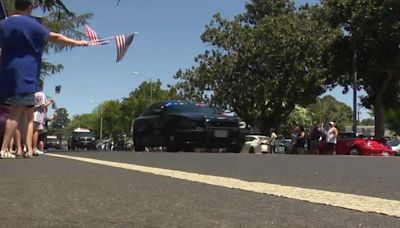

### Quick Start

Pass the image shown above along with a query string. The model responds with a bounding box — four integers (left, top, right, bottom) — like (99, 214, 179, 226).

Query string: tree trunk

(373, 73, 393, 138)
(374, 99, 385, 138)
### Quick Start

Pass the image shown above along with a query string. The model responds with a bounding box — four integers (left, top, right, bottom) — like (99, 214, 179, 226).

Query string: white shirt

(327, 127, 337, 144)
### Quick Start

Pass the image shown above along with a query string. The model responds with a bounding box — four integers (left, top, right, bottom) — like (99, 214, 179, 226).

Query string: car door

(135, 102, 164, 146)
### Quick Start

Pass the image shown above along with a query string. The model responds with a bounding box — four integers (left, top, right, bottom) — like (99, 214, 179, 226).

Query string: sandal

(0, 150, 16, 159)
(24, 152, 33, 159)
(15, 151, 24, 159)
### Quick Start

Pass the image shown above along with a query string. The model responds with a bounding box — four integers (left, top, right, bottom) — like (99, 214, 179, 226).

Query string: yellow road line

(47, 153, 400, 218)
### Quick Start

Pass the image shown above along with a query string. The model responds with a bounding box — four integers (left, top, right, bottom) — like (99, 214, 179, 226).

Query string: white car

(387, 139, 400, 156)
(241, 135, 269, 153)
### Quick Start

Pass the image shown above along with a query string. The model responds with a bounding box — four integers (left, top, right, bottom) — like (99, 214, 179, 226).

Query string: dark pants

(326, 142, 336, 155)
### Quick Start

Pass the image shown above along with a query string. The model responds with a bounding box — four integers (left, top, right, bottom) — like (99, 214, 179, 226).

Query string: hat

(329, 121, 335, 125)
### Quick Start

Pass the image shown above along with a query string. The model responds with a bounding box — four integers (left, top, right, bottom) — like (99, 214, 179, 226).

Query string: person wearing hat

(326, 121, 338, 155)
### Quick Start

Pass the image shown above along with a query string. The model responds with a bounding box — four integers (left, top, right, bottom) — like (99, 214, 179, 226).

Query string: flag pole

(96, 32, 139, 42)
(89, 40, 110, 46)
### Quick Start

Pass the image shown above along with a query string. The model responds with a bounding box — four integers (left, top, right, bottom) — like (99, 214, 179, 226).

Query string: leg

(24, 107, 35, 156)
(1, 104, 25, 151)
(32, 126, 39, 154)
(14, 129, 23, 155)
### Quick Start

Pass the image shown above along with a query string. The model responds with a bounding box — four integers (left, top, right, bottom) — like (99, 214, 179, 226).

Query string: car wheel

(227, 145, 241, 153)
(349, 148, 361, 155)
(166, 145, 180, 152)
(249, 147, 255, 154)
(183, 145, 195, 152)
(134, 144, 145, 152)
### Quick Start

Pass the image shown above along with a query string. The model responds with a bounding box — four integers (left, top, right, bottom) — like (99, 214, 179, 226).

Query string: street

(0, 151, 399, 227)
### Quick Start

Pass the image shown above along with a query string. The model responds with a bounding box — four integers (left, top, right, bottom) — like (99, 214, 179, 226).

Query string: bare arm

(47, 32, 89, 46)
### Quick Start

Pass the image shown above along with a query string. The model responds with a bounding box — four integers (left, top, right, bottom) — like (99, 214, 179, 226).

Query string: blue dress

(0, 15, 49, 96)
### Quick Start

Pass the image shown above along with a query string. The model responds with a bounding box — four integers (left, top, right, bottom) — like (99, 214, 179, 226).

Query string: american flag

(84, 25, 99, 45)
(55, 85, 61, 94)
(115, 34, 135, 62)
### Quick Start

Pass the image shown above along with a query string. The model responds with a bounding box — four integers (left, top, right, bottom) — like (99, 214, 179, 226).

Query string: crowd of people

(0, 0, 88, 159)
(286, 121, 338, 155)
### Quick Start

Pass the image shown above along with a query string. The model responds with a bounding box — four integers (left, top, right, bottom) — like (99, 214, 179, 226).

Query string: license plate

(382, 152, 388, 156)
(214, 130, 228, 138)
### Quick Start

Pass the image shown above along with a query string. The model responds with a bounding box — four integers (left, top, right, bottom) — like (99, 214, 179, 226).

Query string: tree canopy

(174, 0, 337, 134)
(322, 0, 400, 137)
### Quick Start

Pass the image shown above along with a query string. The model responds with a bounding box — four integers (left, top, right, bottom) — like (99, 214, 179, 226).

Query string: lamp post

(91, 100, 103, 141)
(133, 72, 153, 103)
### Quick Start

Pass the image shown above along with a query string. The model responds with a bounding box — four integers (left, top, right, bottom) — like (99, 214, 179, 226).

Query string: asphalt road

(0, 151, 399, 227)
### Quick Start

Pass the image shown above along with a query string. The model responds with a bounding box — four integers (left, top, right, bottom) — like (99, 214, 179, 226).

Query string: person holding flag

(0, 0, 89, 158)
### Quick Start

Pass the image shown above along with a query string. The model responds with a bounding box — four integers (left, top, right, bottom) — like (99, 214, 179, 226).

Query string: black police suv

(67, 130, 97, 150)
(132, 100, 244, 152)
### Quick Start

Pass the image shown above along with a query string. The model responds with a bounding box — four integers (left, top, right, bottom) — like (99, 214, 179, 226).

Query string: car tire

(229, 146, 241, 153)
(249, 147, 255, 154)
(166, 145, 180, 152)
(183, 145, 195, 152)
(134, 144, 145, 152)
(349, 148, 361, 155)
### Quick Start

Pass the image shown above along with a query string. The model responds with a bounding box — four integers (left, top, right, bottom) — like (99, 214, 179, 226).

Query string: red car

(319, 133, 394, 156)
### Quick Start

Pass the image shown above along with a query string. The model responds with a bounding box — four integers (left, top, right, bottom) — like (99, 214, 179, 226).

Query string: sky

(38, 0, 369, 119)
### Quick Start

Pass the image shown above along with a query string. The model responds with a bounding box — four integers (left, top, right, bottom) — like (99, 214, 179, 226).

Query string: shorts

(38, 131, 47, 142)
(34, 121, 45, 131)
(1, 93, 36, 107)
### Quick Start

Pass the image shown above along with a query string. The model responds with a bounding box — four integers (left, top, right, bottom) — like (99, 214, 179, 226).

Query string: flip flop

(0, 150, 16, 159)
(24, 152, 33, 159)
(15, 151, 24, 159)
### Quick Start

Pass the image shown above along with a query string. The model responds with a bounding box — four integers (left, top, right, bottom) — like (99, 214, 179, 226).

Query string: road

(0, 151, 399, 227)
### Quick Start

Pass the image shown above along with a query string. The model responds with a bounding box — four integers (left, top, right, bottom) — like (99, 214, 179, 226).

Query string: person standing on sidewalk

(309, 122, 322, 154)
(33, 80, 53, 155)
(0, 0, 88, 158)
(326, 121, 338, 155)
(269, 128, 277, 154)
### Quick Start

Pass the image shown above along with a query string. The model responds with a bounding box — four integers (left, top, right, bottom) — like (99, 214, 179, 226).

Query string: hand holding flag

(83, 25, 136, 62)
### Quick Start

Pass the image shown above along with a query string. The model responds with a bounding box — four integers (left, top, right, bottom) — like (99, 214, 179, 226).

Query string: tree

(384, 109, 400, 135)
(118, 80, 181, 135)
(307, 95, 352, 131)
(48, 108, 70, 139)
(174, 0, 337, 134)
(280, 105, 313, 137)
(3, 0, 92, 77)
(66, 113, 97, 134)
(359, 118, 374, 126)
(322, 0, 400, 137)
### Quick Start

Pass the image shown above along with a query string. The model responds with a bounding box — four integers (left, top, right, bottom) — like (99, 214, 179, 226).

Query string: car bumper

(173, 128, 242, 147)
(361, 148, 394, 156)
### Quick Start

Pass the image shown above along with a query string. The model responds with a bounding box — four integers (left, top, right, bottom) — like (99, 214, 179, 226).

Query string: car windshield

(164, 103, 216, 115)
(387, 139, 400, 147)
(74, 132, 95, 137)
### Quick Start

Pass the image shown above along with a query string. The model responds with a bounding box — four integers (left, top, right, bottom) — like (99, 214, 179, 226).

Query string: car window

(73, 132, 95, 138)
(164, 103, 216, 115)
(387, 139, 400, 147)
(245, 137, 255, 142)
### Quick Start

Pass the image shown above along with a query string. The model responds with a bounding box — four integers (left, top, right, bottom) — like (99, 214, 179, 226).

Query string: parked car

(319, 133, 394, 156)
(274, 138, 293, 154)
(386, 138, 400, 156)
(44, 135, 61, 150)
(132, 100, 244, 152)
(241, 135, 269, 153)
(67, 128, 97, 150)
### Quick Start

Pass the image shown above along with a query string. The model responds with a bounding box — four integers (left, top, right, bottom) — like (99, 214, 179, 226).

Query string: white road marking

(47, 153, 400, 218)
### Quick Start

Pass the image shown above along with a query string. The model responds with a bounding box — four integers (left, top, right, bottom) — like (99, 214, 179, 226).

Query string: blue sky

(39, 0, 369, 119)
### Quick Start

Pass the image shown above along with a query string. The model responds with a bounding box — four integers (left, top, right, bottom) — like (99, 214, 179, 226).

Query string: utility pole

(352, 50, 358, 135)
